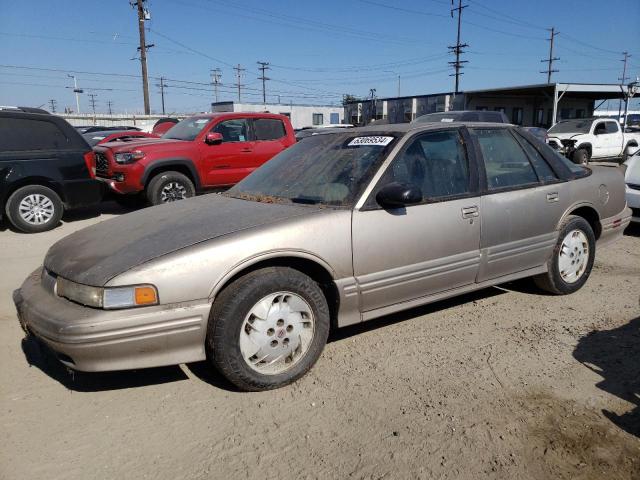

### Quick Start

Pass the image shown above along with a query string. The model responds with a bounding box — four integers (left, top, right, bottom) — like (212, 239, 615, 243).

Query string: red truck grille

(95, 152, 110, 177)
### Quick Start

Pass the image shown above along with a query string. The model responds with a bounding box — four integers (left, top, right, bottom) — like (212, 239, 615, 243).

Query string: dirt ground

(1, 203, 639, 480)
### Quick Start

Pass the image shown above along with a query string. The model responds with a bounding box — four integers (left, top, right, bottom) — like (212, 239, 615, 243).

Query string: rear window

(253, 118, 286, 141)
(0, 118, 70, 151)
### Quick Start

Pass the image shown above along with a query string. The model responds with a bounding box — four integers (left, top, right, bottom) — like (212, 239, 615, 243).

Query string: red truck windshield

(162, 117, 211, 141)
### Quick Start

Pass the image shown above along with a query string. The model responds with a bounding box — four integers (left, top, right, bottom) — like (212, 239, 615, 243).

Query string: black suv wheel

(5, 185, 63, 233)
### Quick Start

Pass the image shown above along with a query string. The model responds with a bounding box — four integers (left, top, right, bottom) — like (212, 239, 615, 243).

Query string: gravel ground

(1, 204, 638, 480)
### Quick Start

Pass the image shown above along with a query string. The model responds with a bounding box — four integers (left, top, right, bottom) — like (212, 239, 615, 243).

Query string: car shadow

(61, 200, 135, 223)
(184, 361, 242, 392)
(329, 286, 506, 343)
(573, 316, 640, 438)
(624, 222, 640, 237)
(21, 336, 188, 392)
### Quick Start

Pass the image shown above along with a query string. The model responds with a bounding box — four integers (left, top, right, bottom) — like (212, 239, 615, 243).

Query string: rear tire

(572, 148, 590, 165)
(146, 171, 195, 206)
(534, 215, 595, 295)
(207, 267, 330, 391)
(5, 185, 63, 233)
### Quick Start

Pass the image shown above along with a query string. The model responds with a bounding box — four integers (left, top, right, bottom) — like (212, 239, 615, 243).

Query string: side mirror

(205, 132, 223, 145)
(376, 182, 423, 208)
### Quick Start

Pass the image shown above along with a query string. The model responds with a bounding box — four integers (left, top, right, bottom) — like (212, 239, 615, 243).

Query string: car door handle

(241, 148, 253, 153)
(461, 206, 479, 219)
(546, 192, 559, 203)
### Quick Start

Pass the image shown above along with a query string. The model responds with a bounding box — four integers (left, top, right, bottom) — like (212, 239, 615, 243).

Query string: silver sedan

(14, 123, 632, 391)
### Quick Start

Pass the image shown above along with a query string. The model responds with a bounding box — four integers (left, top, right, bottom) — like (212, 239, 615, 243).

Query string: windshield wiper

(290, 197, 321, 205)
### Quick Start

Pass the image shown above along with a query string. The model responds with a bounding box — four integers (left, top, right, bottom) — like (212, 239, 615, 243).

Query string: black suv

(0, 111, 104, 233)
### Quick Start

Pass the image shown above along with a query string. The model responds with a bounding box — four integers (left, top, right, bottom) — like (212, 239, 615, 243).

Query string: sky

(0, 0, 639, 114)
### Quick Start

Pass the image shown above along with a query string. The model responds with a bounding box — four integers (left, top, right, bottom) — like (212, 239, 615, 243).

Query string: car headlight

(56, 277, 158, 309)
(114, 150, 145, 164)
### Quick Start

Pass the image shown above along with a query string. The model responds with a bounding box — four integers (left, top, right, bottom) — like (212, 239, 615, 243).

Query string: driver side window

(212, 119, 250, 142)
(381, 130, 471, 200)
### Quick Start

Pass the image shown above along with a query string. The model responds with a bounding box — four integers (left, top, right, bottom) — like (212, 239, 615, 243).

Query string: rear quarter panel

(563, 166, 627, 224)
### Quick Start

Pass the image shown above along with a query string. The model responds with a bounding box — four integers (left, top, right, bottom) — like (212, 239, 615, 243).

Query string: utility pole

(618, 51, 631, 118)
(369, 88, 376, 123)
(233, 64, 245, 103)
(257, 61, 270, 106)
(107, 100, 113, 115)
(157, 77, 166, 115)
(67, 74, 81, 113)
(210, 68, 222, 104)
(540, 27, 559, 83)
(448, 0, 469, 94)
(48, 99, 57, 113)
(88, 93, 98, 118)
(397, 74, 401, 98)
(134, 0, 151, 114)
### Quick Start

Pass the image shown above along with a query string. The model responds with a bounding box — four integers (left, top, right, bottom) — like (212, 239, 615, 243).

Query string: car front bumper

(13, 268, 211, 372)
(626, 185, 640, 223)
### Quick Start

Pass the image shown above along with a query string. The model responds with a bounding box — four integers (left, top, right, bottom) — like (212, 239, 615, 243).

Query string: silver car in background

(14, 123, 632, 391)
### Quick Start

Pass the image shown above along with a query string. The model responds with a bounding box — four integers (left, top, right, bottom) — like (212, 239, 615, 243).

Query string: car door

(248, 118, 289, 170)
(352, 128, 482, 313)
(592, 121, 609, 158)
(604, 120, 623, 156)
(199, 117, 255, 186)
(471, 127, 568, 282)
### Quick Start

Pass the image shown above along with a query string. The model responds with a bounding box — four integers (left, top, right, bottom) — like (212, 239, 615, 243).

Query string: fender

(575, 142, 592, 154)
(141, 158, 202, 189)
(557, 200, 599, 232)
(208, 249, 337, 301)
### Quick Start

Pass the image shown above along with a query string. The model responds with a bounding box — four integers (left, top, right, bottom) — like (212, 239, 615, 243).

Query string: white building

(211, 101, 344, 129)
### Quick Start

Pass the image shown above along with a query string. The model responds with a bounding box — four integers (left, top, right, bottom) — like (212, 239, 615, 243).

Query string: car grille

(560, 139, 574, 148)
(627, 183, 640, 191)
(95, 152, 109, 176)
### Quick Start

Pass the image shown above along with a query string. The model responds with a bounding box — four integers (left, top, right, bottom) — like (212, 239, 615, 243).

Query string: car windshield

(162, 117, 211, 141)
(548, 119, 592, 134)
(225, 132, 398, 206)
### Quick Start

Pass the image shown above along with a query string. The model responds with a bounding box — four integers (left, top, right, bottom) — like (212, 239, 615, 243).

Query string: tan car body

(14, 123, 632, 372)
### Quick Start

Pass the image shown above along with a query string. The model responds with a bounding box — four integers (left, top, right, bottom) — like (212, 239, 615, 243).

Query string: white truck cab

(548, 118, 640, 164)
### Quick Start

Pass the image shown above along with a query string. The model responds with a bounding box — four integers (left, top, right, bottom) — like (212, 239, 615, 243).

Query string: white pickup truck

(547, 117, 640, 164)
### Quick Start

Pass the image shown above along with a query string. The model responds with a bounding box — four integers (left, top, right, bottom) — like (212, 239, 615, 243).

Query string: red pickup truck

(93, 112, 295, 205)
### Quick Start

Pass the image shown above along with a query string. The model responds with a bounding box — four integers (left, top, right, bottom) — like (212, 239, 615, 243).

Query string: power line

(449, 0, 468, 94)
(540, 27, 559, 83)
(257, 61, 270, 105)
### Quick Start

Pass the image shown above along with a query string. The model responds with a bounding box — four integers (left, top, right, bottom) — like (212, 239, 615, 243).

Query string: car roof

(350, 121, 512, 135)
(190, 112, 291, 120)
(84, 130, 146, 137)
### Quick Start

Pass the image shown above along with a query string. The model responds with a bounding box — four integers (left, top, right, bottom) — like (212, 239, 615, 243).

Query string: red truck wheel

(147, 171, 195, 205)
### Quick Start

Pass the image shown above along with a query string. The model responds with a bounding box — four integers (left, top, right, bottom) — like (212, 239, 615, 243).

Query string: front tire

(207, 267, 330, 391)
(5, 185, 63, 233)
(146, 171, 195, 205)
(534, 215, 596, 294)
(572, 148, 590, 165)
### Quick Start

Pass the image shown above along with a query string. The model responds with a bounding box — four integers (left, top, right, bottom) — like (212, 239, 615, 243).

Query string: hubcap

(160, 182, 187, 202)
(239, 292, 315, 375)
(18, 194, 55, 225)
(558, 229, 589, 283)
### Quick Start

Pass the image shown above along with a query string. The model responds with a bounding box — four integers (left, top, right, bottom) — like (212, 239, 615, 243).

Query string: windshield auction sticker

(347, 136, 394, 147)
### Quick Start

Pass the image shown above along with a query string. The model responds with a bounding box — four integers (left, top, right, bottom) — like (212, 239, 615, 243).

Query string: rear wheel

(207, 267, 330, 391)
(5, 185, 63, 233)
(534, 215, 595, 295)
(146, 171, 195, 206)
(572, 148, 590, 165)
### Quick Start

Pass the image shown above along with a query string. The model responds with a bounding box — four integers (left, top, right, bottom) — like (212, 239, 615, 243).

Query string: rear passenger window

(473, 128, 538, 190)
(253, 119, 286, 141)
(0, 118, 69, 151)
(518, 137, 557, 182)
(605, 122, 619, 133)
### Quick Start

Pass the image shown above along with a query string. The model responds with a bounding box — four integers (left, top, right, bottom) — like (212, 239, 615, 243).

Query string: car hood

(44, 195, 321, 286)
(626, 154, 640, 184)
(96, 137, 186, 152)
(547, 132, 586, 141)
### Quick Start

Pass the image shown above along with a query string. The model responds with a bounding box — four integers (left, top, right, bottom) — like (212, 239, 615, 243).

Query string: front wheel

(534, 215, 596, 294)
(146, 171, 195, 205)
(207, 267, 330, 391)
(572, 148, 590, 165)
(5, 185, 63, 233)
